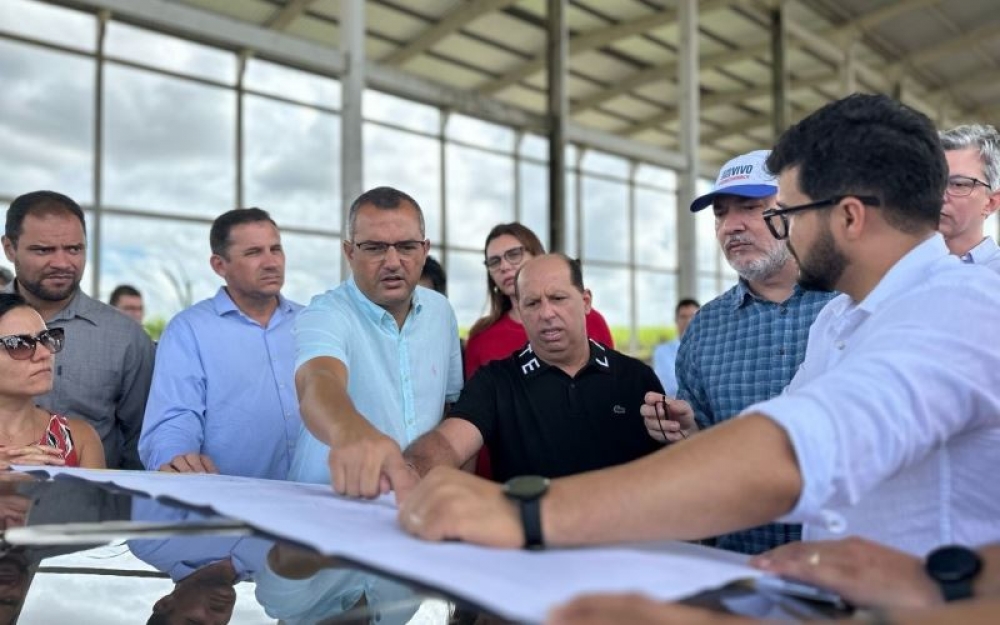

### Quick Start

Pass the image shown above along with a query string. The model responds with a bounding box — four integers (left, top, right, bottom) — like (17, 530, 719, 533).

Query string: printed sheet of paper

(18, 467, 759, 623)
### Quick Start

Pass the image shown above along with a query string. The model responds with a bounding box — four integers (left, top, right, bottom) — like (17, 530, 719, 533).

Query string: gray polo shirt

(5, 283, 155, 468)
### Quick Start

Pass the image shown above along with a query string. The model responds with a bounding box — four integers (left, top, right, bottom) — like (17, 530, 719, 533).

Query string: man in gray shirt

(2, 191, 155, 469)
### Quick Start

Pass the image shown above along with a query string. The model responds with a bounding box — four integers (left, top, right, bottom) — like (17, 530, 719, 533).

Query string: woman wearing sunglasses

(464, 224, 615, 477)
(0, 293, 104, 469)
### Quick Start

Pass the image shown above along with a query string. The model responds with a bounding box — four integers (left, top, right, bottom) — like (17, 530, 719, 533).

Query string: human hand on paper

(0, 444, 66, 467)
(640, 393, 697, 443)
(751, 536, 940, 610)
(398, 466, 523, 548)
(547, 594, 758, 625)
(158, 452, 219, 474)
(329, 424, 415, 500)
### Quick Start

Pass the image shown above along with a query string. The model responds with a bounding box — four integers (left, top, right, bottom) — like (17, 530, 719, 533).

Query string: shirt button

(835, 341, 846, 350)
(778, 348, 786, 355)
(779, 307, 788, 315)
(821, 509, 847, 533)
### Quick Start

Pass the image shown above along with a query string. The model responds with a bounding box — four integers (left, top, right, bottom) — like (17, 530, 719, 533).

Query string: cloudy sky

(0, 0, 728, 333)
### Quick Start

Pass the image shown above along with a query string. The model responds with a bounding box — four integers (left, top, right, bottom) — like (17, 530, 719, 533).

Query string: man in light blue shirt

(139, 208, 303, 478)
(938, 124, 1000, 272)
(651, 298, 699, 397)
(292, 186, 463, 497)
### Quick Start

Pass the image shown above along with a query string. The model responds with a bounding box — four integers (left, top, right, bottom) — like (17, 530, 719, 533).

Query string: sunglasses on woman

(0, 328, 65, 361)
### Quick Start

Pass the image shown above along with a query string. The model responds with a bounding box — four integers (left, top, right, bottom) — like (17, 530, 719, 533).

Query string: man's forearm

(542, 414, 802, 546)
(404, 430, 464, 477)
(298, 370, 369, 446)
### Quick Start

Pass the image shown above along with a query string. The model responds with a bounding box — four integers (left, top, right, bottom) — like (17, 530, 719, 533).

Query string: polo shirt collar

(515, 339, 612, 379)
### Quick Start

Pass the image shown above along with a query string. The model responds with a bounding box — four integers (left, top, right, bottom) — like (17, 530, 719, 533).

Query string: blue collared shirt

(961, 235, 1000, 272)
(139, 288, 303, 479)
(652, 339, 681, 397)
(289, 278, 463, 485)
(677, 280, 835, 554)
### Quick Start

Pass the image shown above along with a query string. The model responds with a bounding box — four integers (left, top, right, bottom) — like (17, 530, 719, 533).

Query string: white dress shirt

(745, 234, 1000, 555)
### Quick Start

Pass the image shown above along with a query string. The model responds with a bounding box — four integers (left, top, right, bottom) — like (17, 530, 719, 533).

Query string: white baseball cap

(690, 149, 778, 212)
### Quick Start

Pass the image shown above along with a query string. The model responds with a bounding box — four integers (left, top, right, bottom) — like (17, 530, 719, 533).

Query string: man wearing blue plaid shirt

(676, 150, 835, 555)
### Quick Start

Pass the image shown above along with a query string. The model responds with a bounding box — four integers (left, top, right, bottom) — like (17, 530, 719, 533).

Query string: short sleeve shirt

(450, 340, 664, 482)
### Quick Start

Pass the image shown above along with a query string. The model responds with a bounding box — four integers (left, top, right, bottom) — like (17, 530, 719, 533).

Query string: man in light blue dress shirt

(291, 186, 463, 497)
(939, 124, 1000, 272)
(651, 298, 699, 397)
(139, 208, 303, 478)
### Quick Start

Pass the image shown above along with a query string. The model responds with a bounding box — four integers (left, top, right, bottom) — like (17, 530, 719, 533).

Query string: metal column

(546, 0, 567, 253)
(675, 0, 698, 301)
(340, 0, 365, 279)
(771, 4, 789, 140)
(91, 9, 109, 298)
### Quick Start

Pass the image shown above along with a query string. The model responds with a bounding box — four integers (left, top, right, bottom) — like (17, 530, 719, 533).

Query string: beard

(790, 224, 846, 293)
(16, 270, 80, 302)
(726, 236, 793, 283)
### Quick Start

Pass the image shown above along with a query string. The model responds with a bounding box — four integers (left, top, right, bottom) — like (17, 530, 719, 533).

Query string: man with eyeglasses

(938, 124, 1000, 272)
(2, 191, 155, 469)
(139, 208, 304, 479)
(399, 95, 1000, 580)
(290, 186, 463, 498)
(650, 149, 835, 555)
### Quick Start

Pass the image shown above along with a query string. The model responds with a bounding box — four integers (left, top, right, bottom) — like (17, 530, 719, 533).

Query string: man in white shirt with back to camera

(398, 94, 1000, 573)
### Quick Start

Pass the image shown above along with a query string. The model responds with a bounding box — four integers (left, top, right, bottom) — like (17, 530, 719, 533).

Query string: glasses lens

(948, 178, 976, 197)
(39, 329, 65, 354)
(505, 247, 525, 265)
(484, 256, 502, 269)
(1, 337, 34, 361)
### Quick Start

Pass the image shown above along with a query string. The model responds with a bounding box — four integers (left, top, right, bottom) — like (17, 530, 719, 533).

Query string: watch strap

(938, 577, 975, 602)
(519, 496, 544, 549)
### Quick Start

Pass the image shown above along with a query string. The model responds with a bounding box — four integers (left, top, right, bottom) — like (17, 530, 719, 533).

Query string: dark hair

(5, 190, 87, 245)
(109, 284, 141, 306)
(0, 292, 30, 319)
(513, 253, 584, 301)
(209, 207, 277, 258)
(675, 298, 700, 315)
(766, 93, 946, 235)
(420, 255, 448, 295)
(347, 186, 425, 240)
(468, 222, 547, 339)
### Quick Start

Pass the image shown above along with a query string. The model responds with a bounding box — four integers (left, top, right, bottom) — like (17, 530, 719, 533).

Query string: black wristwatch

(503, 475, 550, 550)
(925, 545, 982, 602)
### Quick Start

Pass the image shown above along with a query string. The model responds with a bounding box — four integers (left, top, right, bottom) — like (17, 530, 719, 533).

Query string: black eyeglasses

(484, 246, 525, 270)
(946, 175, 992, 198)
(762, 195, 882, 240)
(351, 240, 427, 259)
(0, 328, 65, 361)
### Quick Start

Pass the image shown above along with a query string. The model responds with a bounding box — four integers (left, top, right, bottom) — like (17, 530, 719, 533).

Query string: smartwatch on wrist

(503, 475, 550, 550)
(925, 545, 982, 602)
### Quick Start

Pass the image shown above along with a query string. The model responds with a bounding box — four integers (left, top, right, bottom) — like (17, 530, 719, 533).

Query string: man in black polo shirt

(404, 253, 665, 482)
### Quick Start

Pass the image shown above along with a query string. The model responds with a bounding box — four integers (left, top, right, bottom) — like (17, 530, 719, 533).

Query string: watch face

(927, 546, 982, 582)
(504, 475, 550, 500)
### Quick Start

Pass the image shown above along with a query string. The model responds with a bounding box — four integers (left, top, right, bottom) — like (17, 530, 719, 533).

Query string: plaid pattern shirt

(677, 280, 836, 554)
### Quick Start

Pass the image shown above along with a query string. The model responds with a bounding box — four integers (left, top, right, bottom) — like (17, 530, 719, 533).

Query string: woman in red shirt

(465, 223, 614, 379)
(464, 223, 614, 478)
(0, 293, 104, 469)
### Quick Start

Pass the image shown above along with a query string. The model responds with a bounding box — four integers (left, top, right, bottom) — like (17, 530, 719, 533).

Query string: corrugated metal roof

(162, 0, 1000, 166)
